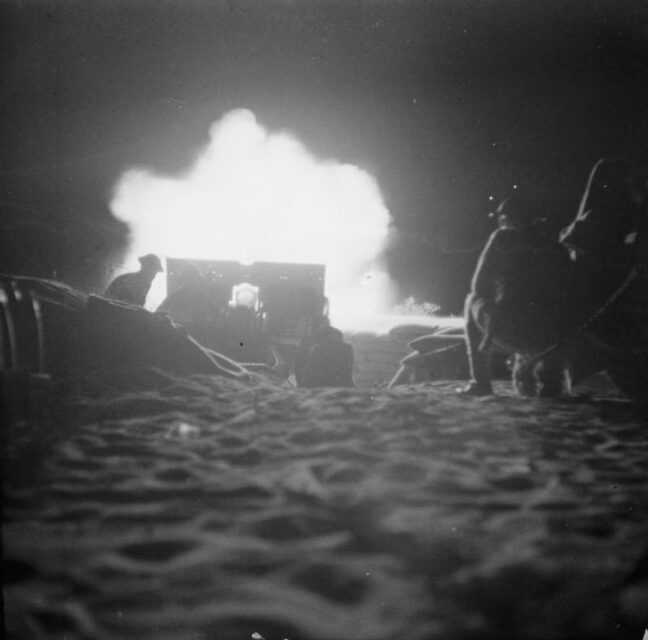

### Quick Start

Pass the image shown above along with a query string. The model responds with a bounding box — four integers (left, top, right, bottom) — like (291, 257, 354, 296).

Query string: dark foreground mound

(3, 372, 647, 640)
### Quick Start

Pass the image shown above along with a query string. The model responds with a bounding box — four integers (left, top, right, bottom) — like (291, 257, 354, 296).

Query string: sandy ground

(2, 370, 648, 640)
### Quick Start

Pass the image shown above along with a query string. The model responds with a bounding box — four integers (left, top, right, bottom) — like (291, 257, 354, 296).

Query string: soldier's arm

(470, 231, 504, 299)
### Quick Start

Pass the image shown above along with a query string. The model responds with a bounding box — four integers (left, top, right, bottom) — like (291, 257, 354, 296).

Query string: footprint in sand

(118, 539, 198, 563)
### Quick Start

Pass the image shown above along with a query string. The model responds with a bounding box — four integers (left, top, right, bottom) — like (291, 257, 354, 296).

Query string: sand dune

(3, 371, 648, 639)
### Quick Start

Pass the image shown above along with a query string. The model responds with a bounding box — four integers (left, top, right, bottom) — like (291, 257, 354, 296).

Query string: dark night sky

(1, 0, 646, 312)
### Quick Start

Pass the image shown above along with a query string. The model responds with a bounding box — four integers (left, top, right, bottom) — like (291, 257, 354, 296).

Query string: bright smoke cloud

(110, 109, 395, 328)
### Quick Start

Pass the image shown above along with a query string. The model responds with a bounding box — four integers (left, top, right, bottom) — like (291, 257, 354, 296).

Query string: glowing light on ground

(110, 109, 395, 327)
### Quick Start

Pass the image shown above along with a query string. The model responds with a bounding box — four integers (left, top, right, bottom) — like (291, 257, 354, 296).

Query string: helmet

(138, 253, 164, 272)
(491, 193, 542, 227)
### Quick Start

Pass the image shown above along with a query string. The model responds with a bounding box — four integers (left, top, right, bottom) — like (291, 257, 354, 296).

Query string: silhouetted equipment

(164, 259, 328, 373)
(1, 273, 251, 423)
(388, 326, 468, 387)
(1, 275, 83, 423)
(0, 279, 46, 373)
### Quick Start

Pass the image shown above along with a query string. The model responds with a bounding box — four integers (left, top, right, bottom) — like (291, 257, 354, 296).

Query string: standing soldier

(559, 158, 648, 401)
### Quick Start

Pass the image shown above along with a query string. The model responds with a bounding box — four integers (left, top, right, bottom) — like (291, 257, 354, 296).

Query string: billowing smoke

(110, 109, 396, 329)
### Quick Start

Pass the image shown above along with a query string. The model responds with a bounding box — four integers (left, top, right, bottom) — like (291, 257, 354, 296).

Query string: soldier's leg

(462, 294, 493, 395)
(511, 354, 537, 396)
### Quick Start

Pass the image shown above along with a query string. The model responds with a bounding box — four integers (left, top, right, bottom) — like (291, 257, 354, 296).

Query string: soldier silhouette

(104, 253, 164, 307)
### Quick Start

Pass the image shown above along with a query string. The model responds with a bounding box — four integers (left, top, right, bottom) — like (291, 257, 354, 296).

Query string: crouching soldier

(462, 193, 571, 396)
(104, 253, 164, 308)
(295, 315, 355, 388)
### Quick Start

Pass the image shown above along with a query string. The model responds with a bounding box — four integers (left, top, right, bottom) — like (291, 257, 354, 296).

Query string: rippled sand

(3, 371, 648, 639)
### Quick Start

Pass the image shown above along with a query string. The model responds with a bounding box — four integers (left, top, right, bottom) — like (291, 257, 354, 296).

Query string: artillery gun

(163, 258, 328, 376)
